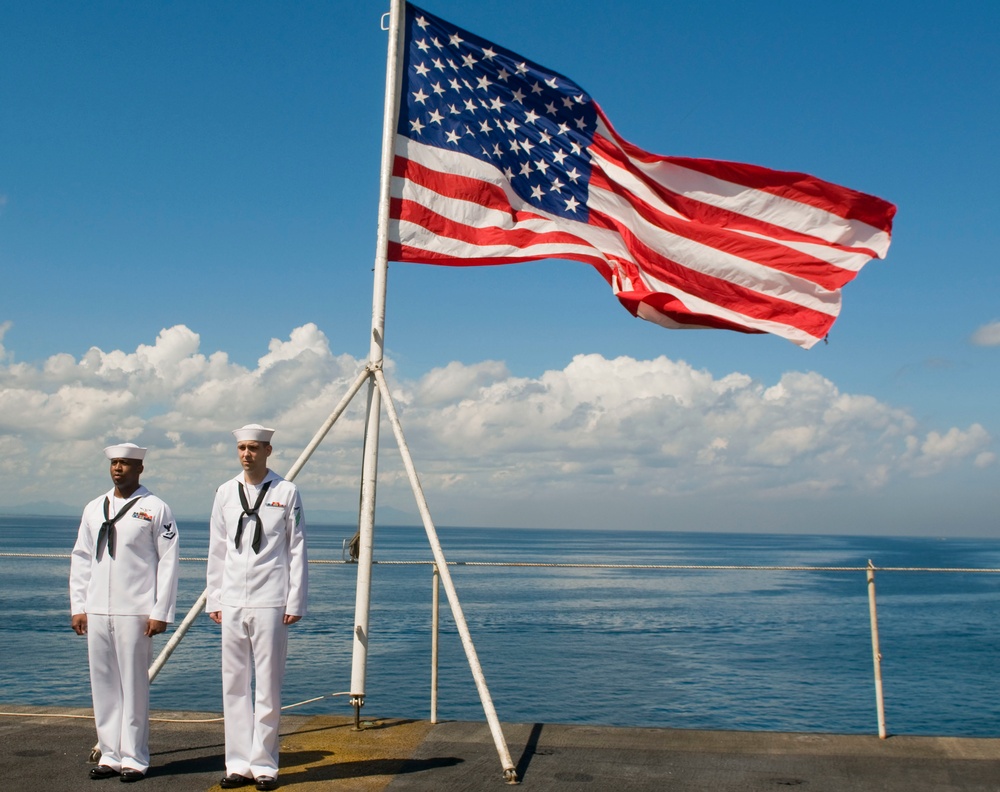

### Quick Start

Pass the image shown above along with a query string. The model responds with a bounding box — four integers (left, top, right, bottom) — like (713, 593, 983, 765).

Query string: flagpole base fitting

(89, 747, 102, 763)
(503, 767, 520, 785)
(350, 695, 365, 731)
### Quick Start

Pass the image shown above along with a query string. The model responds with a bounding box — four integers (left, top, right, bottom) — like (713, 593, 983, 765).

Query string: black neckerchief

(96, 495, 142, 560)
(236, 479, 272, 554)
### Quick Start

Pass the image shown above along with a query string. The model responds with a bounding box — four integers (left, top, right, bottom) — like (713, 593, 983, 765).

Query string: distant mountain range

(1, 501, 421, 527)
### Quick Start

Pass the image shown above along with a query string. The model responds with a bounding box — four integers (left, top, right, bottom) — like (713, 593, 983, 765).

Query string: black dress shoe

(220, 775, 254, 789)
(89, 765, 120, 780)
(119, 769, 145, 783)
(255, 777, 278, 791)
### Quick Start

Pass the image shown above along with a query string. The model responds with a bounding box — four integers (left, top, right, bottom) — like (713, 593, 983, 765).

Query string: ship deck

(3, 705, 998, 791)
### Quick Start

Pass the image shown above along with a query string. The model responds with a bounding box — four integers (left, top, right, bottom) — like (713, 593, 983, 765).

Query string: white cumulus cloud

(971, 321, 1000, 347)
(0, 324, 994, 531)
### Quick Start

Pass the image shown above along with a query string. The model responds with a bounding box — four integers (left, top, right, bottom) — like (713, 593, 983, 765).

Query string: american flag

(388, 3, 896, 348)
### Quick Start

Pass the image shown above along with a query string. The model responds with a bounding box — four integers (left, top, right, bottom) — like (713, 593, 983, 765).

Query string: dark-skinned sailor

(70, 442, 180, 783)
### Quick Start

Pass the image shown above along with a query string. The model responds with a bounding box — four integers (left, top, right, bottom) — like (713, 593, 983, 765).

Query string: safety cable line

(4, 551, 998, 574)
(0, 692, 354, 724)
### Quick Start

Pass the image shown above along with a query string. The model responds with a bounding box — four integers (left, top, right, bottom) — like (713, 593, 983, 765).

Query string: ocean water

(1, 516, 998, 738)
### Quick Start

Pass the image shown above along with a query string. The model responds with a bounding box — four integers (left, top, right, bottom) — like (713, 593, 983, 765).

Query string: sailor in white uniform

(70, 442, 180, 783)
(207, 424, 308, 791)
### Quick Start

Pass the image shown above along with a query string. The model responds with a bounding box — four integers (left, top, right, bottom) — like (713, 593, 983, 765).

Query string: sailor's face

(109, 458, 143, 494)
(237, 441, 271, 474)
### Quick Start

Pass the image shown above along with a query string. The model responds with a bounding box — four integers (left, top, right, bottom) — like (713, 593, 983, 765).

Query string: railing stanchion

(867, 559, 887, 739)
(431, 563, 440, 724)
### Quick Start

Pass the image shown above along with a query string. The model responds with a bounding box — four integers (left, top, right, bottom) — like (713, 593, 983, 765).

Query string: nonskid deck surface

(3, 706, 999, 791)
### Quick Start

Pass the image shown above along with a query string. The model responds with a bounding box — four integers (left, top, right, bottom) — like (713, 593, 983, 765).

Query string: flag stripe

(594, 119, 892, 259)
(587, 153, 861, 293)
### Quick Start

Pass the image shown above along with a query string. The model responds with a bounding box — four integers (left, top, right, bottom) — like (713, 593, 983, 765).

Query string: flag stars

(415, 15, 429, 30)
(402, 9, 595, 222)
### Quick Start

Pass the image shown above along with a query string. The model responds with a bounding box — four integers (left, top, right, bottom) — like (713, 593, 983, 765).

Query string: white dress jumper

(206, 471, 308, 779)
(69, 487, 180, 773)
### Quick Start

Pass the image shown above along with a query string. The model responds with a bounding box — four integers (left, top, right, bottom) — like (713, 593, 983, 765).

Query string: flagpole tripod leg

(374, 369, 519, 784)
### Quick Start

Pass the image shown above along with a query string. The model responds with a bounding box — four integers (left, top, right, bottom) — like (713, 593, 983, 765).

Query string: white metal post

(374, 369, 518, 783)
(431, 564, 440, 724)
(350, 377, 380, 724)
(350, 0, 407, 721)
(867, 560, 887, 739)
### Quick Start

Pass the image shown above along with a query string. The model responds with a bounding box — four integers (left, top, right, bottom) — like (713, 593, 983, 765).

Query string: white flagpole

(349, 0, 406, 722)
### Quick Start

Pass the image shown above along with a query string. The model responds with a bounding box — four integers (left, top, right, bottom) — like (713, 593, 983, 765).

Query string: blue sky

(1, 1, 998, 536)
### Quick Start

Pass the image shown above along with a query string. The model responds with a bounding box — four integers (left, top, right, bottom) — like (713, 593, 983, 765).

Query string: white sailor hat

(104, 442, 147, 461)
(232, 423, 275, 443)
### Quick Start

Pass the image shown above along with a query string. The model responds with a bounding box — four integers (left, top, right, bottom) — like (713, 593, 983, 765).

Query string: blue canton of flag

(398, 6, 596, 221)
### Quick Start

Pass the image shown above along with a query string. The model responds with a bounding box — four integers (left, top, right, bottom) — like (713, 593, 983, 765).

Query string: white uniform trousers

(87, 614, 152, 773)
(221, 605, 289, 778)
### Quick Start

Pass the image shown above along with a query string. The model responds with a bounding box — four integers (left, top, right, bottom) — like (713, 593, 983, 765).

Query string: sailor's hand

(145, 619, 168, 637)
(71, 614, 87, 635)
(283, 614, 302, 625)
(208, 611, 222, 625)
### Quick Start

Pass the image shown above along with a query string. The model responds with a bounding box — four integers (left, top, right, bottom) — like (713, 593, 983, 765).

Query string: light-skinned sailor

(207, 424, 307, 791)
